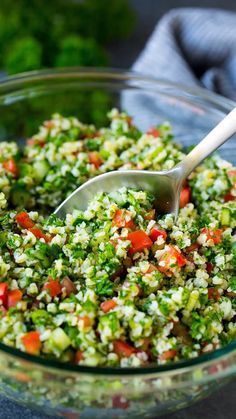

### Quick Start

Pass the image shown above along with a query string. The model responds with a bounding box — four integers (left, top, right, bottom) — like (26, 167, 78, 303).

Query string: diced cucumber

(50, 328, 71, 351)
(10, 184, 30, 207)
(221, 208, 231, 226)
(33, 160, 49, 183)
(19, 163, 34, 178)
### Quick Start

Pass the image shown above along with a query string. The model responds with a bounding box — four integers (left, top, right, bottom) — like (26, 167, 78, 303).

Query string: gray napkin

(133, 8, 236, 100)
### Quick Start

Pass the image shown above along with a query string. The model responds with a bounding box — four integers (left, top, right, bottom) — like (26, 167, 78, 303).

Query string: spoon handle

(176, 106, 236, 182)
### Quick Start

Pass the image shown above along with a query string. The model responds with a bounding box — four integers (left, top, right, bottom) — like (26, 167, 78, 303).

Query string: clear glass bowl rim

(0, 66, 235, 376)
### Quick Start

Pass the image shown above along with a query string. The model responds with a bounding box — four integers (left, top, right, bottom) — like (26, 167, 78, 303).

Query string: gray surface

(0, 381, 235, 418)
(1, 1, 236, 417)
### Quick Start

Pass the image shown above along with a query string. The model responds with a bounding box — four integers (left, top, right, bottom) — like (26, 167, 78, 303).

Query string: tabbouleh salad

(0, 109, 235, 367)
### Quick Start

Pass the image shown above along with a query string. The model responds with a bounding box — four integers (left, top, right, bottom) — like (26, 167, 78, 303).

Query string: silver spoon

(55, 107, 236, 219)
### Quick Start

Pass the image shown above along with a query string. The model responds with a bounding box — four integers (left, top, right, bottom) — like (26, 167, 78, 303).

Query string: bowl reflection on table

(0, 68, 235, 418)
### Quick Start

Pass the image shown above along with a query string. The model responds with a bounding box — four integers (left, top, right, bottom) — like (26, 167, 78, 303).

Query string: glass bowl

(0, 68, 235, 418)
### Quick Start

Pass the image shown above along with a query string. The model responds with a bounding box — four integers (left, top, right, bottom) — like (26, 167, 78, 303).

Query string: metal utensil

(55, 107, 236, 219)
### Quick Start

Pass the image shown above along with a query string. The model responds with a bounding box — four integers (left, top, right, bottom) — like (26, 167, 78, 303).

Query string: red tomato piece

(208, 288, 220, 301)
(113, 340, 136, 358)
(113, 209, 135, 229)
(180, 186, 191, 208)
(127, 230, 153, 255)
(0, 282, 8, 308)
(44, 120, 55, 129)
(15, 212, 35, 229)
(146, 127, 160, 137)
(28, 227, 51, 243)
(78, 316, 92, 328)
(224, 193, 235, 202)
(61, 277, 77, 296)
(88, 152, 103, 169)
(75, 350, 84, 364)
(3, 158, 19, 177)
(228, 169, 236, 178)
(112, 395, 129, 409)
(27, 138, 45, 147)
(144, 209, 156, 220)
(43, 279, 62, 298)
(201, 228, 223, 245)
(206, 262, 213, 274)
(100, 299, 117, 313)
(158, 245, 187, 275)
(185, 243, 200, 253)
(149, 227, 167, 242)
(176, 251, 187, 267)
(22, 331, 41, 355)
(159, 349, 177, 361)
(7, 289, 23, 308)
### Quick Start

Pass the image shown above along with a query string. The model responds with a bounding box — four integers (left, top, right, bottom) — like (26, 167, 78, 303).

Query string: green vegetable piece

(31, 309, 50, 326)
(33, 160, 50, 183)
(220, 208, 231, 226)
(50, 327, 71, 351)
(10, 184, 30, 208)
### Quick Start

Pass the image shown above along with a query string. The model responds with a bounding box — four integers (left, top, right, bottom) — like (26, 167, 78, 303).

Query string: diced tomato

(208, 288, 220, 301)
(112, 395, 129, 409)
(224, 193, 235, 202)
(28, 227, 51, 243)
(185, 243, 199, 253)
(149, 226, 167, 242)
(176, 252, 187, 267)
(201, 228, 223, 245)
(27, 138, 45, 148)
(159, 349, 177, 361)
(61, 277, 77, 296)
(144, 209, 156, 220)
(3, 158, 19, 177)
(158, 245, 187, 275)
(7, 289, 23, 308)
(15, 212, 35, 229)
(43, 279, 62, 298)
(75, 350, 84, 364)
(100, 299, 117, 313)
(78, 315, 92, 328)
(0, 282, 8, 308)
(146, 127, 160, 137)
(228, 169, 236, 178)
(113, 340, 136, 358)
(44, 120, 55, 129)
(127, 230, 153, 255)
(208, 365, 219, 375)
(180, 186, 191, 208)
(206, 262, 213, 274)
(22, 331, 41, 355)
(147, 263, 158, 273)
(88, 152, 103, 169)
(14, 372, 31, 383)
(112, 209, 136, 229)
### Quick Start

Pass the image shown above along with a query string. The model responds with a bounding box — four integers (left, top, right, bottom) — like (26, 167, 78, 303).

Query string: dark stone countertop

(0, 381, 235, 418)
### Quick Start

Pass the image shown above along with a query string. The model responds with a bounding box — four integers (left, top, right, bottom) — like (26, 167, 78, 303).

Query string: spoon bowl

(55, 167, 181, 218)
(55, 107, 236, 218)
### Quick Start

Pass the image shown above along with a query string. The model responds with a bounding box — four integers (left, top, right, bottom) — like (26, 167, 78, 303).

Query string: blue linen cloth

(133, 8, 236, 100)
